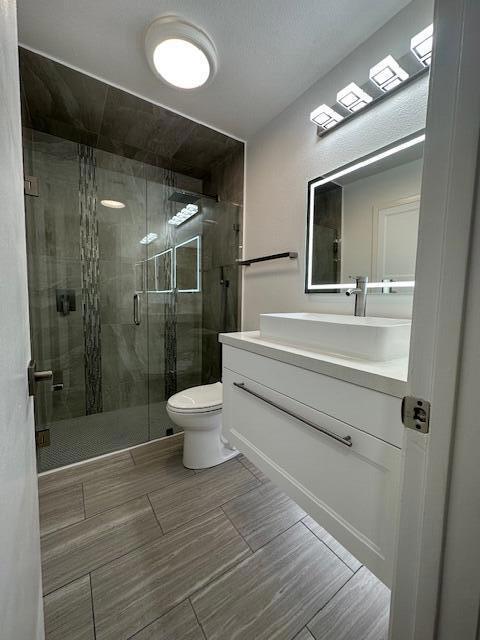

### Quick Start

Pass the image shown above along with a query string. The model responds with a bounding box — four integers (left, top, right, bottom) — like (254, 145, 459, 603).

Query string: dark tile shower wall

(20, 47, 244, 469)
(19, 47, 241, 180)
(202, 147, 244, 383)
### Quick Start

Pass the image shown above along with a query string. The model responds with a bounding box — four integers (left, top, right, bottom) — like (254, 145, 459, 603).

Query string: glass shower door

(24, 131, 150, 471)
(145, 178, 241, 437)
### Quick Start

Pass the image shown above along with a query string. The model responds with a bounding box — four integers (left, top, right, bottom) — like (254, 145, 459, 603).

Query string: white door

(389, 0, 480, 638)
(0, 2, 44, 638)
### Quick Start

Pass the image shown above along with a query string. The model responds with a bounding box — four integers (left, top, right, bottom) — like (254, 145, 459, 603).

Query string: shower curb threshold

(37, 432, 184, 478)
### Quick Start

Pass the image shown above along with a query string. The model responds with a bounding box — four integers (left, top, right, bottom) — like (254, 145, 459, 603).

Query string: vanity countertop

(219, 331, 408, 398)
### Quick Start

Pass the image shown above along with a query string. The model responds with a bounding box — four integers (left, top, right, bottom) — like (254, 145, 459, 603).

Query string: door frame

(389, 0, 480, 637)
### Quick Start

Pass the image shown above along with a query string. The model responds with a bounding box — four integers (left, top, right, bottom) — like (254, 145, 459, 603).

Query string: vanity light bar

(336, 83, 372, 113)
(369, 55, 409, 92)
(411, 24, 433, 66)
(310, 104, 344, 130)
(168, 204, 199, 227)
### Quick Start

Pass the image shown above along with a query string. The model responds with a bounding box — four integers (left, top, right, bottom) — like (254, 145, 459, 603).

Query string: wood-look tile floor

(39, 434, 390, 640)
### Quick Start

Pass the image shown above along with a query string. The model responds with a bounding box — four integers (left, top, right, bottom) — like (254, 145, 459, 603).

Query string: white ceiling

(17, 0, 410, 140)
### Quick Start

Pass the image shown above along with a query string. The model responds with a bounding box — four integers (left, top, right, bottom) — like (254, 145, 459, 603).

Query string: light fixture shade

(310, 104, 344, 130)
(337, 83, 373, 113)
(145, 16, 217, 90)
(411, 24, 433, 66)
(369, 55, 409, 92)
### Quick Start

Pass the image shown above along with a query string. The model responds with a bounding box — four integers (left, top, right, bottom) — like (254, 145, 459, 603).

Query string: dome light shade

(145, 16, 217, 90)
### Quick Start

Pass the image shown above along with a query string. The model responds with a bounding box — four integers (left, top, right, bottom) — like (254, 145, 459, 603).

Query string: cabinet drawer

(223, 368, 401, 586)
(223, 345, 403, 448)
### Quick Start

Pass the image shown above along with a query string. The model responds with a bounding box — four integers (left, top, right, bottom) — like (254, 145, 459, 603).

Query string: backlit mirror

(306, 131, 424, 293)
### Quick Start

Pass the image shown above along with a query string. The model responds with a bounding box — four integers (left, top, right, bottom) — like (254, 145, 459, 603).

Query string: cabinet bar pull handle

(233, 382, 353, 448)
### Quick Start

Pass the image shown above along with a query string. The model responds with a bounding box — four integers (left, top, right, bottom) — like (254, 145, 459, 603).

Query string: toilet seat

(167, 382, 222, 414)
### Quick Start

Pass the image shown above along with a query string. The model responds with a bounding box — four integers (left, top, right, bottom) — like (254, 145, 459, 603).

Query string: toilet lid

(167, 382, 223, 413)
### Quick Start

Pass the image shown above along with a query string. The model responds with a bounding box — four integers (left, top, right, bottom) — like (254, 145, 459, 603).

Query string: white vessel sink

(259, 313, 411, 361)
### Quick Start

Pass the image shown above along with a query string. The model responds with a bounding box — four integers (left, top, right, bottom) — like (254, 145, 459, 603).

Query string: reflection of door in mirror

(341, 157, 423, 282)
(373, 196, 420, 283)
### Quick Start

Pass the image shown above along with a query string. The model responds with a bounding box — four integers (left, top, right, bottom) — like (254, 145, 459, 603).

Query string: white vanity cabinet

(222, 342, 405, 587)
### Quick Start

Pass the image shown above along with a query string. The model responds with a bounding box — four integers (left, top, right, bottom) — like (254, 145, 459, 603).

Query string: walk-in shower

(20, 48, 244, 471)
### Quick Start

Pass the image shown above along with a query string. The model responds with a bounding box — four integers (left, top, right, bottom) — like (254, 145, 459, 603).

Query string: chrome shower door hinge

(35, 429, 51, 448)
(24, 175, 39, 196)
(401, 396, 431, 433)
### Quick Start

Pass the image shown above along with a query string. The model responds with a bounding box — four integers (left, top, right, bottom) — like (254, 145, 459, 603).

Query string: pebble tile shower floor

(38, 434, 390, 640)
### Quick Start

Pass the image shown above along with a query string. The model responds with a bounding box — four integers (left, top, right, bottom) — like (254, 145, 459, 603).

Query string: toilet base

(183, 442, 239, 470)
(180, 411, 239, 470)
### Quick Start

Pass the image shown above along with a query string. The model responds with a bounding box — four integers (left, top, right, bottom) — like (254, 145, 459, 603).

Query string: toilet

(166, 382, 239, 469)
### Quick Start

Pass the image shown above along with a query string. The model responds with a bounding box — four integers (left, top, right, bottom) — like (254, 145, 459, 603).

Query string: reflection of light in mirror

(139, 232, 158, 245)
(411, 24, 433, 67)
(168, 204, 199, 226)
(101, 199, 125, 208)
(307, 133, 425, 291)
(369, 55, 409, 92)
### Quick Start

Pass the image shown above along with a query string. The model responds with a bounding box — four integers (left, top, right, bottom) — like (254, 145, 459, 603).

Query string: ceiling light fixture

(411, 24, 433, 67)
(310, 104, 344, 130)
(145, 16, 217, 90)
(101, 199, 125, 209)
(337, 83, 373, 113)
(168, 204, 199, 226)
(369, 55, 409, 92)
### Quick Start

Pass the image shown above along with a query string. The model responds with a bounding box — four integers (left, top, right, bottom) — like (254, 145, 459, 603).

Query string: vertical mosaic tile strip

(78, 144, 103, 414)
(163, 170, 177, 399)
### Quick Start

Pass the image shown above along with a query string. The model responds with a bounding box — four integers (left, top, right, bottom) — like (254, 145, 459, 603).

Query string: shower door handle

(133, 293, 141, 325)
(27, 360, 53, 396)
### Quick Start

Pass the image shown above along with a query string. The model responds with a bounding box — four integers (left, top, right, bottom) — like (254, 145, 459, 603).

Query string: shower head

(168, 191, 201, 204)
(168, 190, 218, 204)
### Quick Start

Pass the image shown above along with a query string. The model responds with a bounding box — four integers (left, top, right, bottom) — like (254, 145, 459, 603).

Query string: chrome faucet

(345, 276, 368, 317)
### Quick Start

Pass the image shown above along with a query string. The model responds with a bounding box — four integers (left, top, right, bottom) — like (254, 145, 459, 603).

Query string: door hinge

(24, 175, 39, 197)
(401, 396, 430, 433)
(35, 429, 51, 448)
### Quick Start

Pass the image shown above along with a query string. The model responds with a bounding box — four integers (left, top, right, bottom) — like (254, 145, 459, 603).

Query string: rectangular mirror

(175, 236, 201, 293)
(306, 131, 424, 293)
(153, 249, 174, 293)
